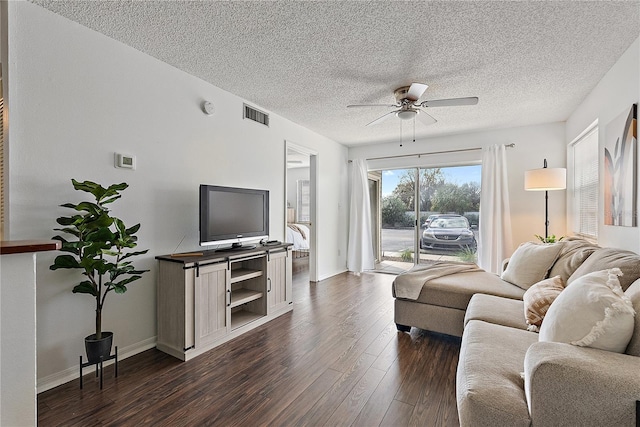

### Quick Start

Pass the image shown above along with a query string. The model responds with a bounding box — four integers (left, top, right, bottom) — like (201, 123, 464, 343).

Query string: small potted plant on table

(50, 179, 148, 364)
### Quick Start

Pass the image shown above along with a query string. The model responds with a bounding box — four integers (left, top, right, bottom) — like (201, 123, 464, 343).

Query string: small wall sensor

(202, 101, 215, 116)
(115, 153, 136, 170)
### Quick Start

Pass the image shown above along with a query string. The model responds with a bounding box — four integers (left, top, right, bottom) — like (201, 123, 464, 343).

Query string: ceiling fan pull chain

(413, 117, 416, 143)
(399, 118, 403, 147)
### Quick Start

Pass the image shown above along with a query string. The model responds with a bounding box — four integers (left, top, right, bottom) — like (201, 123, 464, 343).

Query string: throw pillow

(567, 247, 640, 291)
(624, 279, 640, 356)
(523, 275, 565, 332)
(547, 237, 598, 283)
(501, 242, 563, 290)
(539, 268, 636, 353)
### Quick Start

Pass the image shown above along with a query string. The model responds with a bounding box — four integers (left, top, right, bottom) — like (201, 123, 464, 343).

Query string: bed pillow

(501, 242, 563, 290)
(539, 268, 636, 353)
(523, 275, 565, 332)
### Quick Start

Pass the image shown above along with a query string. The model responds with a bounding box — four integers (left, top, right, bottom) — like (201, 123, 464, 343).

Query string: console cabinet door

(194, 262, 229, 348)
(157, 261, 193, 356)
(267, 249, 292, 313)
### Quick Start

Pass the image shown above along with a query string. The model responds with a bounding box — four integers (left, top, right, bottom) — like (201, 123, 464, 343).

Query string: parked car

(420, 214, 477, 252)
(421, 213, 459, 229)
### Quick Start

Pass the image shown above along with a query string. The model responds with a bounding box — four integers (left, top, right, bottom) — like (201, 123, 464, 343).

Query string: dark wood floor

(38, 260, 461, 426)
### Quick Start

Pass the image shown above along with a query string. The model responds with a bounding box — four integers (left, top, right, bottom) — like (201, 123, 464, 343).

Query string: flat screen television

(199, 185, 269, 249)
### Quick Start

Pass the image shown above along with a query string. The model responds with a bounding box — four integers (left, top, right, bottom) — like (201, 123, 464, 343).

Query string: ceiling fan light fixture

(396, 110, 417, 120)
(349, 83, 478, 127)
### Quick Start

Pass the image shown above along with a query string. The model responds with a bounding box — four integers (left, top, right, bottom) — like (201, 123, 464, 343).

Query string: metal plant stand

(79, 346, 118, 389)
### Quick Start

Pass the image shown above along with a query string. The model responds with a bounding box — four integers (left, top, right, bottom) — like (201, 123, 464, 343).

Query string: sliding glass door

(378, 168, 417, 272)
(377, 164, 481, 272)
(417, 165, 481, 265)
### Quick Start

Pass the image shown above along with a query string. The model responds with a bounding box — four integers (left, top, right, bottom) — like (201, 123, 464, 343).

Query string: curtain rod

(349, 143, 515, 163)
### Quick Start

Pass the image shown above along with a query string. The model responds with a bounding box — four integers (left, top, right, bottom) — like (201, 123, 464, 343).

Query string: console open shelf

(230, 268, 263, 283)
(230, 309, 263, 330)
(230, 288, 263, 308)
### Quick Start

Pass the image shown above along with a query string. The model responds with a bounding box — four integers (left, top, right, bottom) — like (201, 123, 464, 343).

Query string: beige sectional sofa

(392, 238, 640, 426)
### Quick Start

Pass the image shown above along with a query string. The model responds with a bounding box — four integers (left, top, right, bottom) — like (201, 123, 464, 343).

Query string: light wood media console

(155, 243, 293, 361)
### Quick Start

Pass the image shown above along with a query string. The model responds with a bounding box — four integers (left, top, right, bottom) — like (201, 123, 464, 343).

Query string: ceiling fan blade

(421, 97, 479, 108)
(347, 103, 398, 108)
(366, 110, 398, 126)
(416, 109, 437, 126)
(406, 83, 428, 101)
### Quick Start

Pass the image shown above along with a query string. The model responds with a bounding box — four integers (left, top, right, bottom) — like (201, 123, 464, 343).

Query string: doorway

(376, 164, 481, 272)
(285, 142, 318, 282)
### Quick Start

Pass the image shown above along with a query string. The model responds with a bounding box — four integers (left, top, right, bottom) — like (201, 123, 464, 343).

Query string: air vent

(243, 104, 269, 127)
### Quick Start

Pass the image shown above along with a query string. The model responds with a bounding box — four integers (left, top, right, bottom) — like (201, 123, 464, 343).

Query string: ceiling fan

(347, 83, 478, 127)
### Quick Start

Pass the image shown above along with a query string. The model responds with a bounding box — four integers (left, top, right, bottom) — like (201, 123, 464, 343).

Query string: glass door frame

(374, 162, 482, 268)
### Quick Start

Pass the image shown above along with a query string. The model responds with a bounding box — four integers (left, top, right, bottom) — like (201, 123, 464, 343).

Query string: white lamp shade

(524, 167, 567, 191)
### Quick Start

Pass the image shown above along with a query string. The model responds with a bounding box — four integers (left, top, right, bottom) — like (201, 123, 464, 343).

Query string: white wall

(7, 2, 348, 390)
(349, 122, 567, 250)
(566, 37, 640, 253)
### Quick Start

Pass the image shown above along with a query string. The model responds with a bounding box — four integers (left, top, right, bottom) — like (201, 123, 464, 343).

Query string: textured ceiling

(31, 1, 640, 147)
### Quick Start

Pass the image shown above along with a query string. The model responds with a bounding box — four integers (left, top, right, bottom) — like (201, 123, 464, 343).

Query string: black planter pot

(85, 332, 113, 364)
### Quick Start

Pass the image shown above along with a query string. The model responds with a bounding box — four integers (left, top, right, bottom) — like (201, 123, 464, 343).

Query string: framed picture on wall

(604, 103, 637, 227)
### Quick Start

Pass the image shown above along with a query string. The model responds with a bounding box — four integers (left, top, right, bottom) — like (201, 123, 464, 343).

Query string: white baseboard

(37, 336, 157, 393)
(317, 268, 347, 282)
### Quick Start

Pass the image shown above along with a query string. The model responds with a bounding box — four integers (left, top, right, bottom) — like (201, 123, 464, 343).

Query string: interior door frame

(285, 141, 319, 282)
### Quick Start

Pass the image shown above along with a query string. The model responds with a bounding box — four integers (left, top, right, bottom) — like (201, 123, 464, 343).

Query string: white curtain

(347, 159, 375, 274)
(478, 145, 513, 273)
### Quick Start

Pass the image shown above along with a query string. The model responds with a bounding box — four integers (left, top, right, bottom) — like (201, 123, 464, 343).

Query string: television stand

(155, 243, 293, 361)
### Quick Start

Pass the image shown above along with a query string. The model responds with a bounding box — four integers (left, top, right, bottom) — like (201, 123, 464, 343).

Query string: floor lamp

(524, 159, 567, 240)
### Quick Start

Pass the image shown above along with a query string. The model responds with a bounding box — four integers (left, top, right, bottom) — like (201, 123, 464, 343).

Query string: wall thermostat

(115, 153, 136, 170)
(202, 101, 215, 116)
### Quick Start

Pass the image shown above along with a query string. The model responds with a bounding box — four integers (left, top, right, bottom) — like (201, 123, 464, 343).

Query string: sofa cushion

(539, 269, 636, 353)
(624, 278, 640, 356)
(457, 320, 537, 427)
(524, 341, 640, 426)
(502, 242, 562, 290)
(413, 271, 525, 310)
(522, 275, 565, 332)
(465, 294, 528, 330)
(568, 247, 640, 291)
(548, 237, 598, 283)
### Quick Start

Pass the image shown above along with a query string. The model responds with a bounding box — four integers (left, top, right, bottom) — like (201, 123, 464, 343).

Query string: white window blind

(572, 127, 598, 238)
(296, 179, 310, 222)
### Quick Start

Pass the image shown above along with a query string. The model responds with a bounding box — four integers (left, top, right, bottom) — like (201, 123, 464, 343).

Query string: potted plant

(50, 179, 148, 364)
(535, 234, 564, 244)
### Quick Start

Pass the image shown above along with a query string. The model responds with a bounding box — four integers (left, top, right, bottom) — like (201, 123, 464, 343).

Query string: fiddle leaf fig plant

(50, 179, 149, 340)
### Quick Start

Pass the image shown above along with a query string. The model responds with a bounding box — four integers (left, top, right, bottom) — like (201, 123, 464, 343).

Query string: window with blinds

(296, 179, 310, 223)
(571, 126, 598, 238)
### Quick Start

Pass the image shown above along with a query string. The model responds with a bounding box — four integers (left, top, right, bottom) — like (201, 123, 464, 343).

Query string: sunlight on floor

(373, 251, 465, 275)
